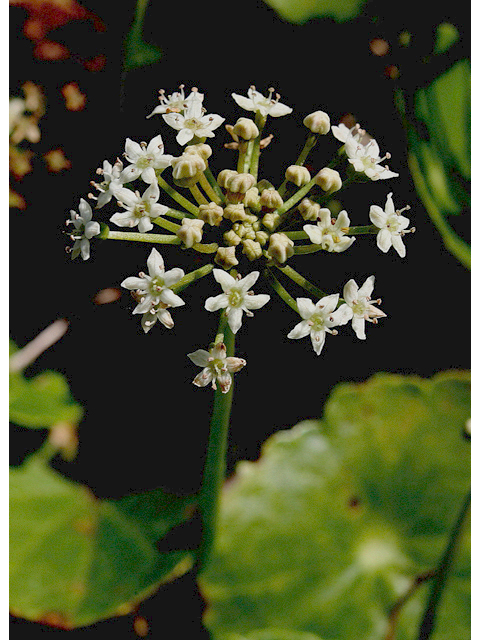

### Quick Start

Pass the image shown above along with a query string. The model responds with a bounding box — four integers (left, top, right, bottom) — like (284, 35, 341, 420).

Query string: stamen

(397, 204, 411, 215)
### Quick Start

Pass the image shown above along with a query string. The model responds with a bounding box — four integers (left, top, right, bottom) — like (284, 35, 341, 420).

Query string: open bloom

(232, 86, 292, 117)
(140, 302, 175, 333)
(121, 248, 185, 316)
(67, 198, 100, 260)
(287, 295, 351, 355)
(303, 209, 355, 252)
(342, 276, 386, 339)
(188, 342, 246, 393)
(205, 270, 270, 334)
(92, 159, 124, 209)
(110, 182, 168, 233)
(345, 136, 398, 180)
(163, 100, 225, 145)
(147, 85, 204, 118)
(120, 135, 173, 184)
(331, 122, 365, 144)
(369, 192, 412, 257)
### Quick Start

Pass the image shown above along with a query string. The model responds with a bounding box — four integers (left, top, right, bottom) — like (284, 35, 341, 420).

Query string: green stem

(283, 230, 309, 240)
(416, 489, 471, 640)
(171, 263, 214, 294)
(164, 207, 195, 220)
(243, 139, 255, 174)
(156, 173, 199, 216)
(198, 173, 222, 205)
(278, 132, 318, 197)
(264, 267, 298, 312)
(276, 264, 327, 299)
(346, 225, 379, 235)
(152, 216, 181, 233)
(203, 167, 225, 203)
(237, 140, 248, 173)
(190, 183, 209, 205)
(107, 230, 181, 244)
(293, 244, 324, 256)
(197, 313, 235, 572)
(249, 112, 267, 181)
(192, 242, 219, 254)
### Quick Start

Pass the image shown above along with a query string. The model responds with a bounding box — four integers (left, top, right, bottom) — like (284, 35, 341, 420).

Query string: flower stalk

(107, 229, 181, 244)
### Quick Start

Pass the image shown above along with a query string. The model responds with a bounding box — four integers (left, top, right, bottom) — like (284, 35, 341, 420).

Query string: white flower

(120, 135, 173, 184)
(163, 100, 225, 145)
(303, 209, 355, 253)
(331, 122, 364, 143)
(110, 182, 168, 233)
(92, 159, 124, 209)
(345, 136, 398, 180)
(287, 294, 351, 355)
(369, 192, 412, 258)
(121, 248, 185, 320)
(205, 270, 270, 334)
(67, 198, 100, 260)
(146, 85, 204, 119)
(188, 342, 246, 393)
(231, 86, 292, 118)
(342, 276, 386, 340)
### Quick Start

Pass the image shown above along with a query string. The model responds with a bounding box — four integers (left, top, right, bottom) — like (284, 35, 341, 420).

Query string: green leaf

(10, 368, 83, 429)
(123, 0, 162, 71)
(10, 456, 194, 628)
(262, 0, 366, 24)
(201, 372, 470, 640)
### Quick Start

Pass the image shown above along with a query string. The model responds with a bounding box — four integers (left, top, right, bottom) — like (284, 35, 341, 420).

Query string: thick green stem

(107, 230, 181, 244)
(249, 112, 267, 181)
(171, 263, 214, 294)
(164, 207, 195, 220)
(152, 216, 181, 233)
(156, 173, 199, 216)
(190, 183, 209, 205)
(416, 489, 471, 640)
(237, 140, 248, 173)
(293, 244, 324, 256)
(199, 173, 222, 205)
(264, 267, 298, 312)
(276, 264, 327, 299)
(203, 167, 225, 203)
(197, 314, 235, 572)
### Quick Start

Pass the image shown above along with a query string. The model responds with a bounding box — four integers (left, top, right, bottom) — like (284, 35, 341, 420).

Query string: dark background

(10, 0, 470, 637)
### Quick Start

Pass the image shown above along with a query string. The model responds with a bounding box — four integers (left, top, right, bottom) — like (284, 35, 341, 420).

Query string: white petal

(133, 297, 153, 314)
(177, 128, 194, 145)
(343, 279, 358, 305)
(84, 220, 100, 239)
(238, 271, 260, 293)
(310, 329, 326, 355)
(217, 371, 232, 394)
(146, 134, 164, 155)
(115, 187, 139, 208)
(384, 193, 395, 215)
(146, 105, 166, 119)
(357, 275, 375, 299)
(369, 205, 387, 228)
(335, 210, 351, 229)
(303, 224, 323, 245)
(110, 211, 136, 228)
(78, 198, 92, 222)
(121, 276, 147, 290)
(268, 102, 292, 117)
(287, 320, 312, 340)
(187, 349, 211, 367)
(205, 293, 228, 312)
(377, 228, 393, 253)
(138, 216, 153, 233)
(160, 288, 185, 308)
(231, 94, 255, 111)
(296, 297, 316, 320)
(147, 248, 165, 277)
(143, 181, 160, 202)
(352, 316, 366, 340)
(124, 138, 143, 161)
(318, 294, 339, 314)
(79, 238, 90, 260)
(227, 307, 243, 334)
(391, 234, 406, 258)
(141, 166, 157, 184)
(243, 294, 270, 311)
(120, 165, 142, 183)
(156, 308, 174, 329)
(162, 112, 185, 131)
(163, 268, 185, 287)
(213, 268, 236, 291)
(192, 368, 214, 388)
(328, 304, 353, 327)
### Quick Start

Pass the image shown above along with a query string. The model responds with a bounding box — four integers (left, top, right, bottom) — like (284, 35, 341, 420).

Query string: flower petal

(163, 267, 185, 287)
(231, 94, 255, 111)
(369, 205, 386, 228)
(121, 276, 147, 290)
(238, 271, 260, 293)
(377, 228, 393, 253)
(357, 275, 375, 299)
(343, 279, 359, 305)
(213, 269, 236, 291)
(187, 349, 211, 367)
(146, 248, 164, 276)
(296, 297, 316, 320)
(243, 294, 270, 311)
(391, 233, 406, 258)
(160, 288, 185, 308)
(205, 293, 228, 312)
(177, 128, 194, 145)
(227, 307, 243, 334)
(310, 329, 326, 355)
(78, 198, 92, 222)
(287, 320, 312, 340)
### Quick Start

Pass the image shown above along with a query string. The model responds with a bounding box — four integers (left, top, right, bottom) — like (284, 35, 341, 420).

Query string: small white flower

(345, 136, 398, 180)
(67, 198, 100, 260)
(231, 86, 292, 118)
(91, 159, 124, 209)
(121, 248, 185, 320)
(188, 342, 246, 393)
(140, 302, 175, 333)
(110, 182, 168, 233)
(120, 135, 173, 184)
(146, 85, 204, 119)
(303, 209, 355, 253)
(163, 100, 225, 146)
(205, 270, 270, 334)
(331, 122, 364, 143)
(342, 276, 386, 340)
(287, 294, 351, 355)
(369, 192, 412, 258)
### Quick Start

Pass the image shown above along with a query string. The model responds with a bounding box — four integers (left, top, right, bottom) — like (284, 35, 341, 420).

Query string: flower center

(228, 289, 243, 307)
(184, 118, 201, 131)
(137, 156, 153, 169)
(134, 203, 149, 218)
(310, 313, 325, 331)
(352, 300, 366, 316)
(386, 215, 400, 232)
(149, 276, 165, 294)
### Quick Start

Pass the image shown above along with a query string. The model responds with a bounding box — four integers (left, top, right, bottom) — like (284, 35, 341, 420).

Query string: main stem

(197, 314, 235, 572)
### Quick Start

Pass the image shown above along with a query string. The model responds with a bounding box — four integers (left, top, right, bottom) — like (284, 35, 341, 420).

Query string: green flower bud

(260, 188, 283, 210)
(285, 165, 311, 187)
(298, 197, 320, 221)
(198, 202, 224, 226)
(217, 169, 238, 188)
(224, 229, 242, 246)
(315, 167, 342, 192)
(242, 239, 263, 261)
(214, 246, 239, 270)
(266, 232, 294, 263)
(232, 117, 259, 140)
(262, 212, 281, 230)
(224, 203, 247, 223)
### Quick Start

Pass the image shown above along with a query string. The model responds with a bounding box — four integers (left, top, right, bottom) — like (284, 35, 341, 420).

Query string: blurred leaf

(10, 455, 194, 628)
(399, 25, 470, 268)
(201, 371, 470, 640)
(262, 0, 366, 24)
(10, 365, 83, 429)
(123, 0, 161, 71)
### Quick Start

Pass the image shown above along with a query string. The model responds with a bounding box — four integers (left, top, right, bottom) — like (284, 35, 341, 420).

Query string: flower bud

(224, 229, 242, 246)
(315, 167, 342, 192)
(303, 110, 331, 135)
(198, 202, 224, 226)
(243, 225, 256, 240)
(215, 246, 238, 270)
(176, 218, 204, 248)
(242, 239, 263, 261)
(285, 165, 311, 187)
(232, 117, 259, 140)
(232, 222, 246, 238)
(228, 173, 256, 194)
(266, 233, 294, 263)
(171, 154, 206, 180)
(224, 203, 247, 223)
(262, 212, 280, 230)
(244, 186, 261, 212)
(260, 188, 283, 210)
(298, 197, 320, 221)
(184, 143, 212, 161)
(255, 230, 269, 246)
(217, 169, 238, 188)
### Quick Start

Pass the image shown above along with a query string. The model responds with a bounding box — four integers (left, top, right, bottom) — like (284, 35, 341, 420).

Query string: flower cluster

(67, 84, 414, 392)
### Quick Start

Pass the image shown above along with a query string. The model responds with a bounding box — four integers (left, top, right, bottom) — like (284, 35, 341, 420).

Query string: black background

(10, 0, 470, 637)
